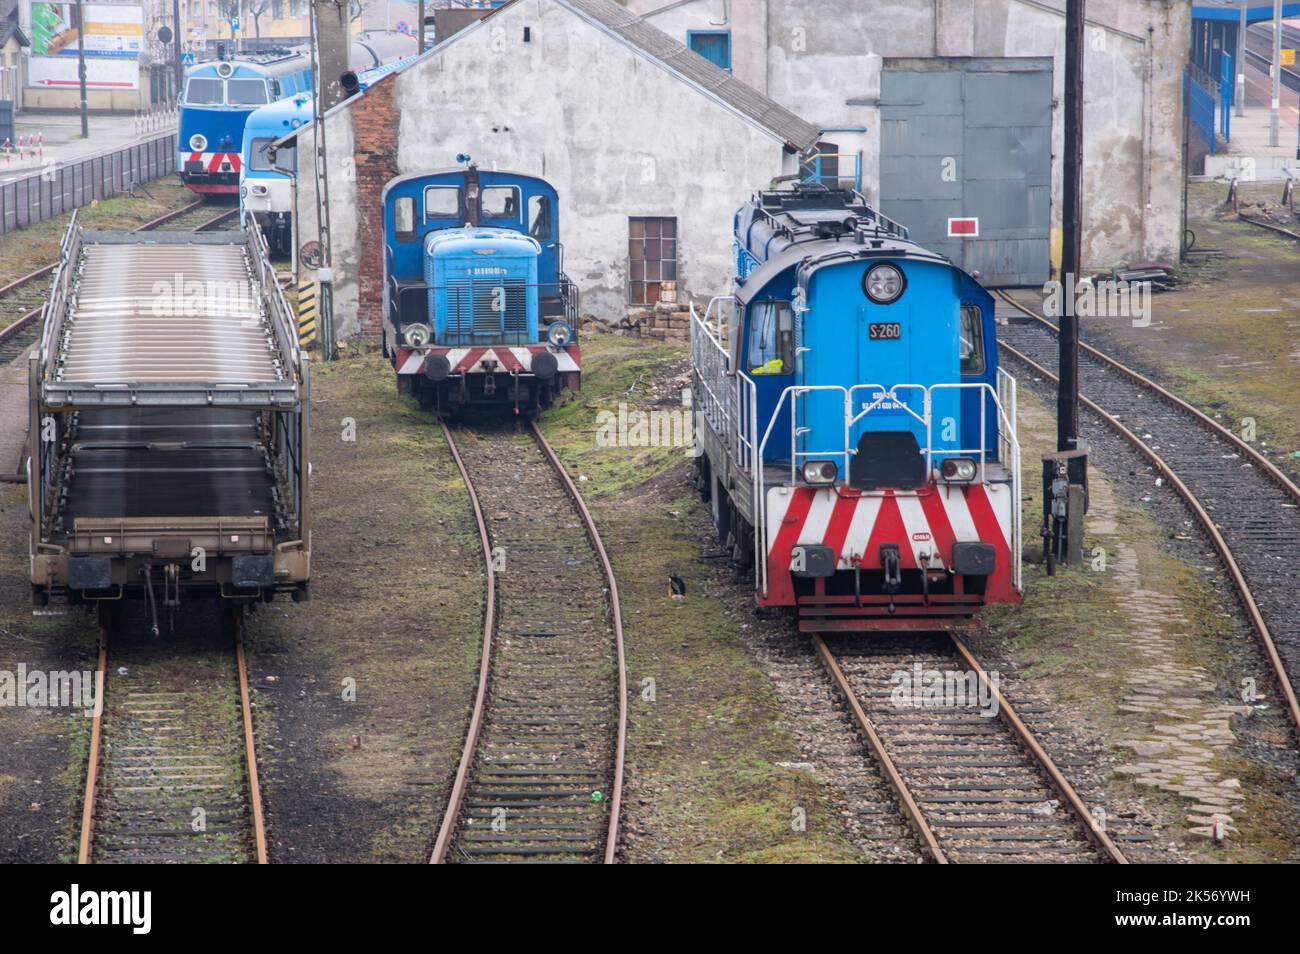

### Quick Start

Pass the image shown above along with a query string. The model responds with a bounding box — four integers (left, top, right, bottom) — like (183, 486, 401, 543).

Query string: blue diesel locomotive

(691, 183, 1022, 632)
(178, 50, 312, 195)
(382, 165, 580, 414)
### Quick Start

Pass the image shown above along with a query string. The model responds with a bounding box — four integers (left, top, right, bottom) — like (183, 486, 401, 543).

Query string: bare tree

(248, 0, 272, 38)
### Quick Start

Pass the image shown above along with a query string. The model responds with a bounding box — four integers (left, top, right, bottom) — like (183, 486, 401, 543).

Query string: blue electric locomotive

(382, 164, 580, 414)
(691, 183, 1021, 632)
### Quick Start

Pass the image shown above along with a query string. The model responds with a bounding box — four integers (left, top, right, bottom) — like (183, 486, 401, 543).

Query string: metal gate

(879, 57, 1053, 287)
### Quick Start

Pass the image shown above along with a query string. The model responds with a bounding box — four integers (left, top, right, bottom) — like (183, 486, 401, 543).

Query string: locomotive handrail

(753, 380, 1021, 597)
(247, 220, 301, 374)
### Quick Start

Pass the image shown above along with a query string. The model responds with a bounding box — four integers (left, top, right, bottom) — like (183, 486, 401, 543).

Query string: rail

(430, 421, 627, 863)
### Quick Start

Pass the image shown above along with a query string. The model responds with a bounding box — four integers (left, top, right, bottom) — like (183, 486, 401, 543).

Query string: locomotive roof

(735, 218, 951, 308)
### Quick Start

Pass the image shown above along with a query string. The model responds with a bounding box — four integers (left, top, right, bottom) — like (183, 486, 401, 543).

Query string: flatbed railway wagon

(28, 216, 310, 630)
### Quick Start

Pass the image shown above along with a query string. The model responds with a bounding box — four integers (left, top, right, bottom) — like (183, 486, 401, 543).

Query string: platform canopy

(1193, 2, 1300, 24)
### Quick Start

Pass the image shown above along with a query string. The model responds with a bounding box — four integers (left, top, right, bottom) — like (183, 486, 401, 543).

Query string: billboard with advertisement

(27, 2, 143, 90)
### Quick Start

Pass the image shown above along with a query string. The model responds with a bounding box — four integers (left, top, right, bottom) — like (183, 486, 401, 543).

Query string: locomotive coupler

(880, 544, 902, 594)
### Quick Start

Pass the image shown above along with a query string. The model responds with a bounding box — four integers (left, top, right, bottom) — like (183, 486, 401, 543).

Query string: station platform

(0, 109, 177, 183)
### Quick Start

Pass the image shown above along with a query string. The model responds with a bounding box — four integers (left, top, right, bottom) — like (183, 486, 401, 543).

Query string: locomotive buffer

(28, 216, 311, 631)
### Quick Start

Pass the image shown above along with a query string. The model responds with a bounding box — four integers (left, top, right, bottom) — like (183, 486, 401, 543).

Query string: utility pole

(1236, 0, 1247, 117)
(76, 0, 88, 137)
(310, 1, 337, 359)
(418, 0, 425, 54)
(1271, 0, 1282, 147)
(1059, 0, 1084, 456)
(1042, 0, 1088, 570)
(173, 0, 183, 97)
(314, 0, 350, 110)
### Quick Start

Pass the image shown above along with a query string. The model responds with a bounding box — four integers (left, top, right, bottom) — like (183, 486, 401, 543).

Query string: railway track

(814, 632, 1128, 863)
(1244, 25, 1300, 96)
(431, 420, 627, 864)
(0, 199, 238, 362)
(993, 288, 1300, 737)
(78, 606, 268, 864)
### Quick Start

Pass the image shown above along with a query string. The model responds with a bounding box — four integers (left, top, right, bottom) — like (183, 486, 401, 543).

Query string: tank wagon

(28, 216, 310, 633)
(691, 183, 1021, 632)
(382, 164, 580, 414)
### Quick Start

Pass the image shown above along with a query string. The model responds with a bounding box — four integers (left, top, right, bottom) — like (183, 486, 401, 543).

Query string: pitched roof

(561, 0, 821, 151)
(0, 17, 29, 49)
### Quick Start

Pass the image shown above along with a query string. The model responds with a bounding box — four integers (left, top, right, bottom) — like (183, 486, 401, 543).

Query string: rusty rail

(814, 633, 1129, 864)
(431, 421, 627, 864)
(994, 289, 1300, 508)
(997, 336, 1300, 736)
(429, 419, 498, 864)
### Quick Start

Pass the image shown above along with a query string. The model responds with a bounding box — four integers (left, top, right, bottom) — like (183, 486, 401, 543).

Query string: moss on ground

(246, 346, 484, 863)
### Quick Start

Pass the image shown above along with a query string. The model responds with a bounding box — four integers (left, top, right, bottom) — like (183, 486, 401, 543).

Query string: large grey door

(879, 58, 1053, 286)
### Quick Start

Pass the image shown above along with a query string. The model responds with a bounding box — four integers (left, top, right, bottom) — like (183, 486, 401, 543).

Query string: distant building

(626, 0, 1192, 275)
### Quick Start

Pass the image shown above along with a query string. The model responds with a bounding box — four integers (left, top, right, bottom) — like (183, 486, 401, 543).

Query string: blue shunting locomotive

(691, 182, 1022, 632)
(382, 164, 580, 414)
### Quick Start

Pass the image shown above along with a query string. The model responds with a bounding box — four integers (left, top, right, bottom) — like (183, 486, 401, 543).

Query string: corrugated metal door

(879, 58, 1053, 286)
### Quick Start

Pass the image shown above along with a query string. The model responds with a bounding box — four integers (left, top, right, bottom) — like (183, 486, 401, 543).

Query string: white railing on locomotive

(689, 297, 760, 477)
(689, 301, 729, 437)
(846, 381, 1018, 472)
(753, 381, 1020, 597)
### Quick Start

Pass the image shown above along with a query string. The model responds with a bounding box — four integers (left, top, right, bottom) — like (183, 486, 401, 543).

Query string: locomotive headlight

(940, 457, 978, 482)
(864, 263, 905, 304)
(403, 323, 431, 348)
(189, 133, 208, 152)
(251, 184, 269, 196)
(801, 460, 838, 486)
(546, 320, 573, 348)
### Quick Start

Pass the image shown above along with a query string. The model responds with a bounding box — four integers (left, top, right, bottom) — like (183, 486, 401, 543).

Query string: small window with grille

(628, 217, 677, 306)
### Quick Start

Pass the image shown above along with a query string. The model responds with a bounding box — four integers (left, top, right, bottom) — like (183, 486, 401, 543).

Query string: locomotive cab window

(250, 138, 294, 172)
(748, 301, 794, 375)
(528, 195, 552, 241)
(185, 78, 223, 104)
(960, 304, 985, 375)
(423, 186, 461, 220)
(393, 197, 416, 241)
(482, 186, 520, 222)
(227, 79, 269, 106)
